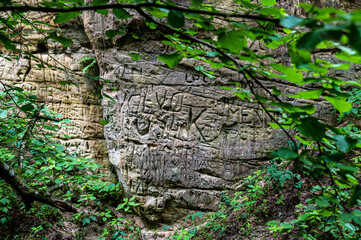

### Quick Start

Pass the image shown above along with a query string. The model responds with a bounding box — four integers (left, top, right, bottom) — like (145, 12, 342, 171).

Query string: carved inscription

(101, 54, 292, 214)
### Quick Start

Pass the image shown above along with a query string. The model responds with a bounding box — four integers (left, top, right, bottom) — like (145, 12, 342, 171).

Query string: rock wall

(2, 0, 359, 224)
(0, 10, 110, 172)
(81, 1, 342, 222)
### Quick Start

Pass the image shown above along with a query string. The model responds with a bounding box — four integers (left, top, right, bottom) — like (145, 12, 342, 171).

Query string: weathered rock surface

(0, 10, 110, 172)
(2, 0, 359, 224)
(82, 1, 340, 222)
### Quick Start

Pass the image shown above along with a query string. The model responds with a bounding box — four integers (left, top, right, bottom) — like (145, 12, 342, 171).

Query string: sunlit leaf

(286, 89, 323, 100)
(324, 96, 352, 113)
(260, 0, 276, 6)
(128, 53, 141, 61)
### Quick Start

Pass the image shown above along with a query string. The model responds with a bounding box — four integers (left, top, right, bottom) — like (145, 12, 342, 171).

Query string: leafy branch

(0, 2, 278, 23)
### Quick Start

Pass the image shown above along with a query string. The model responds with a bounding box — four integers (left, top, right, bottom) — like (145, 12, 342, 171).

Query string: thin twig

(18, 104, 44, 170)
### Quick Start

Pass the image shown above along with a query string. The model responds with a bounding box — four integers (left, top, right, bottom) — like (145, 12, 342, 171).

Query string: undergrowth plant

(0, 88, 141, 239)
(170, 212, 204, 240)
(194, 88, 361, 239)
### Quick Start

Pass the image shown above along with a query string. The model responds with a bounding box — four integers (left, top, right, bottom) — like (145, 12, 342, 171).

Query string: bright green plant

(79, 56, 98, 74)
(193, 170, 272, 239)
(173, 212, 205, 240)
(340, 88, 361, 119)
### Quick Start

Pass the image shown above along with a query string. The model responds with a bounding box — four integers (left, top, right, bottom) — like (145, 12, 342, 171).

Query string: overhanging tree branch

(0, 3, 279, 23)
(0, 159, 77, 212)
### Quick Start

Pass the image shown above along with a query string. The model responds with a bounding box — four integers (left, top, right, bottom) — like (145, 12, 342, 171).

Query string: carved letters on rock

(3, 0, 354, 223)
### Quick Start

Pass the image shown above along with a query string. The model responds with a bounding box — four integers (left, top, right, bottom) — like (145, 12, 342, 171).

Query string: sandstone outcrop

(1, 0, 359, 223)
(82, 1, 338, 222)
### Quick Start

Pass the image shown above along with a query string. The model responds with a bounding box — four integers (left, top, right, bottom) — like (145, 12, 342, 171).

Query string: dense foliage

(0, 88, 142, 238)
(1, 0, 361, 239)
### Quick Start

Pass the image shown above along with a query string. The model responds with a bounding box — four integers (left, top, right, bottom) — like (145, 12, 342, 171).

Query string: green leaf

(297, 30, 324, 50)
(348, 24, 361, 54)
(349, 185, 361, 207)
(340, 213, 356, 222)
(21, 103, 34, 112)
(297, 28, 343, 50)
(195, 65, 215, 78)
(324, 96, 352, 113)
(280, 222, 293, 229)
(267, 221, 280, 226)
(128, 53, 141, 61)
(297, 117, 326, 141)
(93, 0, 108, 4)
(288, 45, 311, 67)
(191, 0, 203, 6)
(168, 10, 185, 28)
(46, 33, 73, 47)
(193, 211, 204, 219)
(271, 64, 304, 85)
(269, 102, 315, 114)
(270, 147, 298, 160)
(316, 197, 329, 207)
(0, 109, 7, 119)
(0, 0, 12, 5)
(96, 9, 109, 15)
(281, 16, 305, 29)
(206, 51, 219, 57)
(158, 53, 183, 68)
(105, 30, 123, 39)
(333, 135, 357, 153)
(261, 0, 276, 6)
(113, 8, 131, 20)
(269, 122, 293, 129)
(56, 145, 65, 152)
(99, 120, 110, 125)
(286, 89, 323, 100)
(298, 212, 314, 221)
(218, 31, 247, 53)
(336, 52, 361, 64)
(54, 12, 81, 24)
(0, 34, 16, 51)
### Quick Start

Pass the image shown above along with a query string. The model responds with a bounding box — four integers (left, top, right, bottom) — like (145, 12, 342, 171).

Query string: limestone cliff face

(1, 0, 358, 223)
